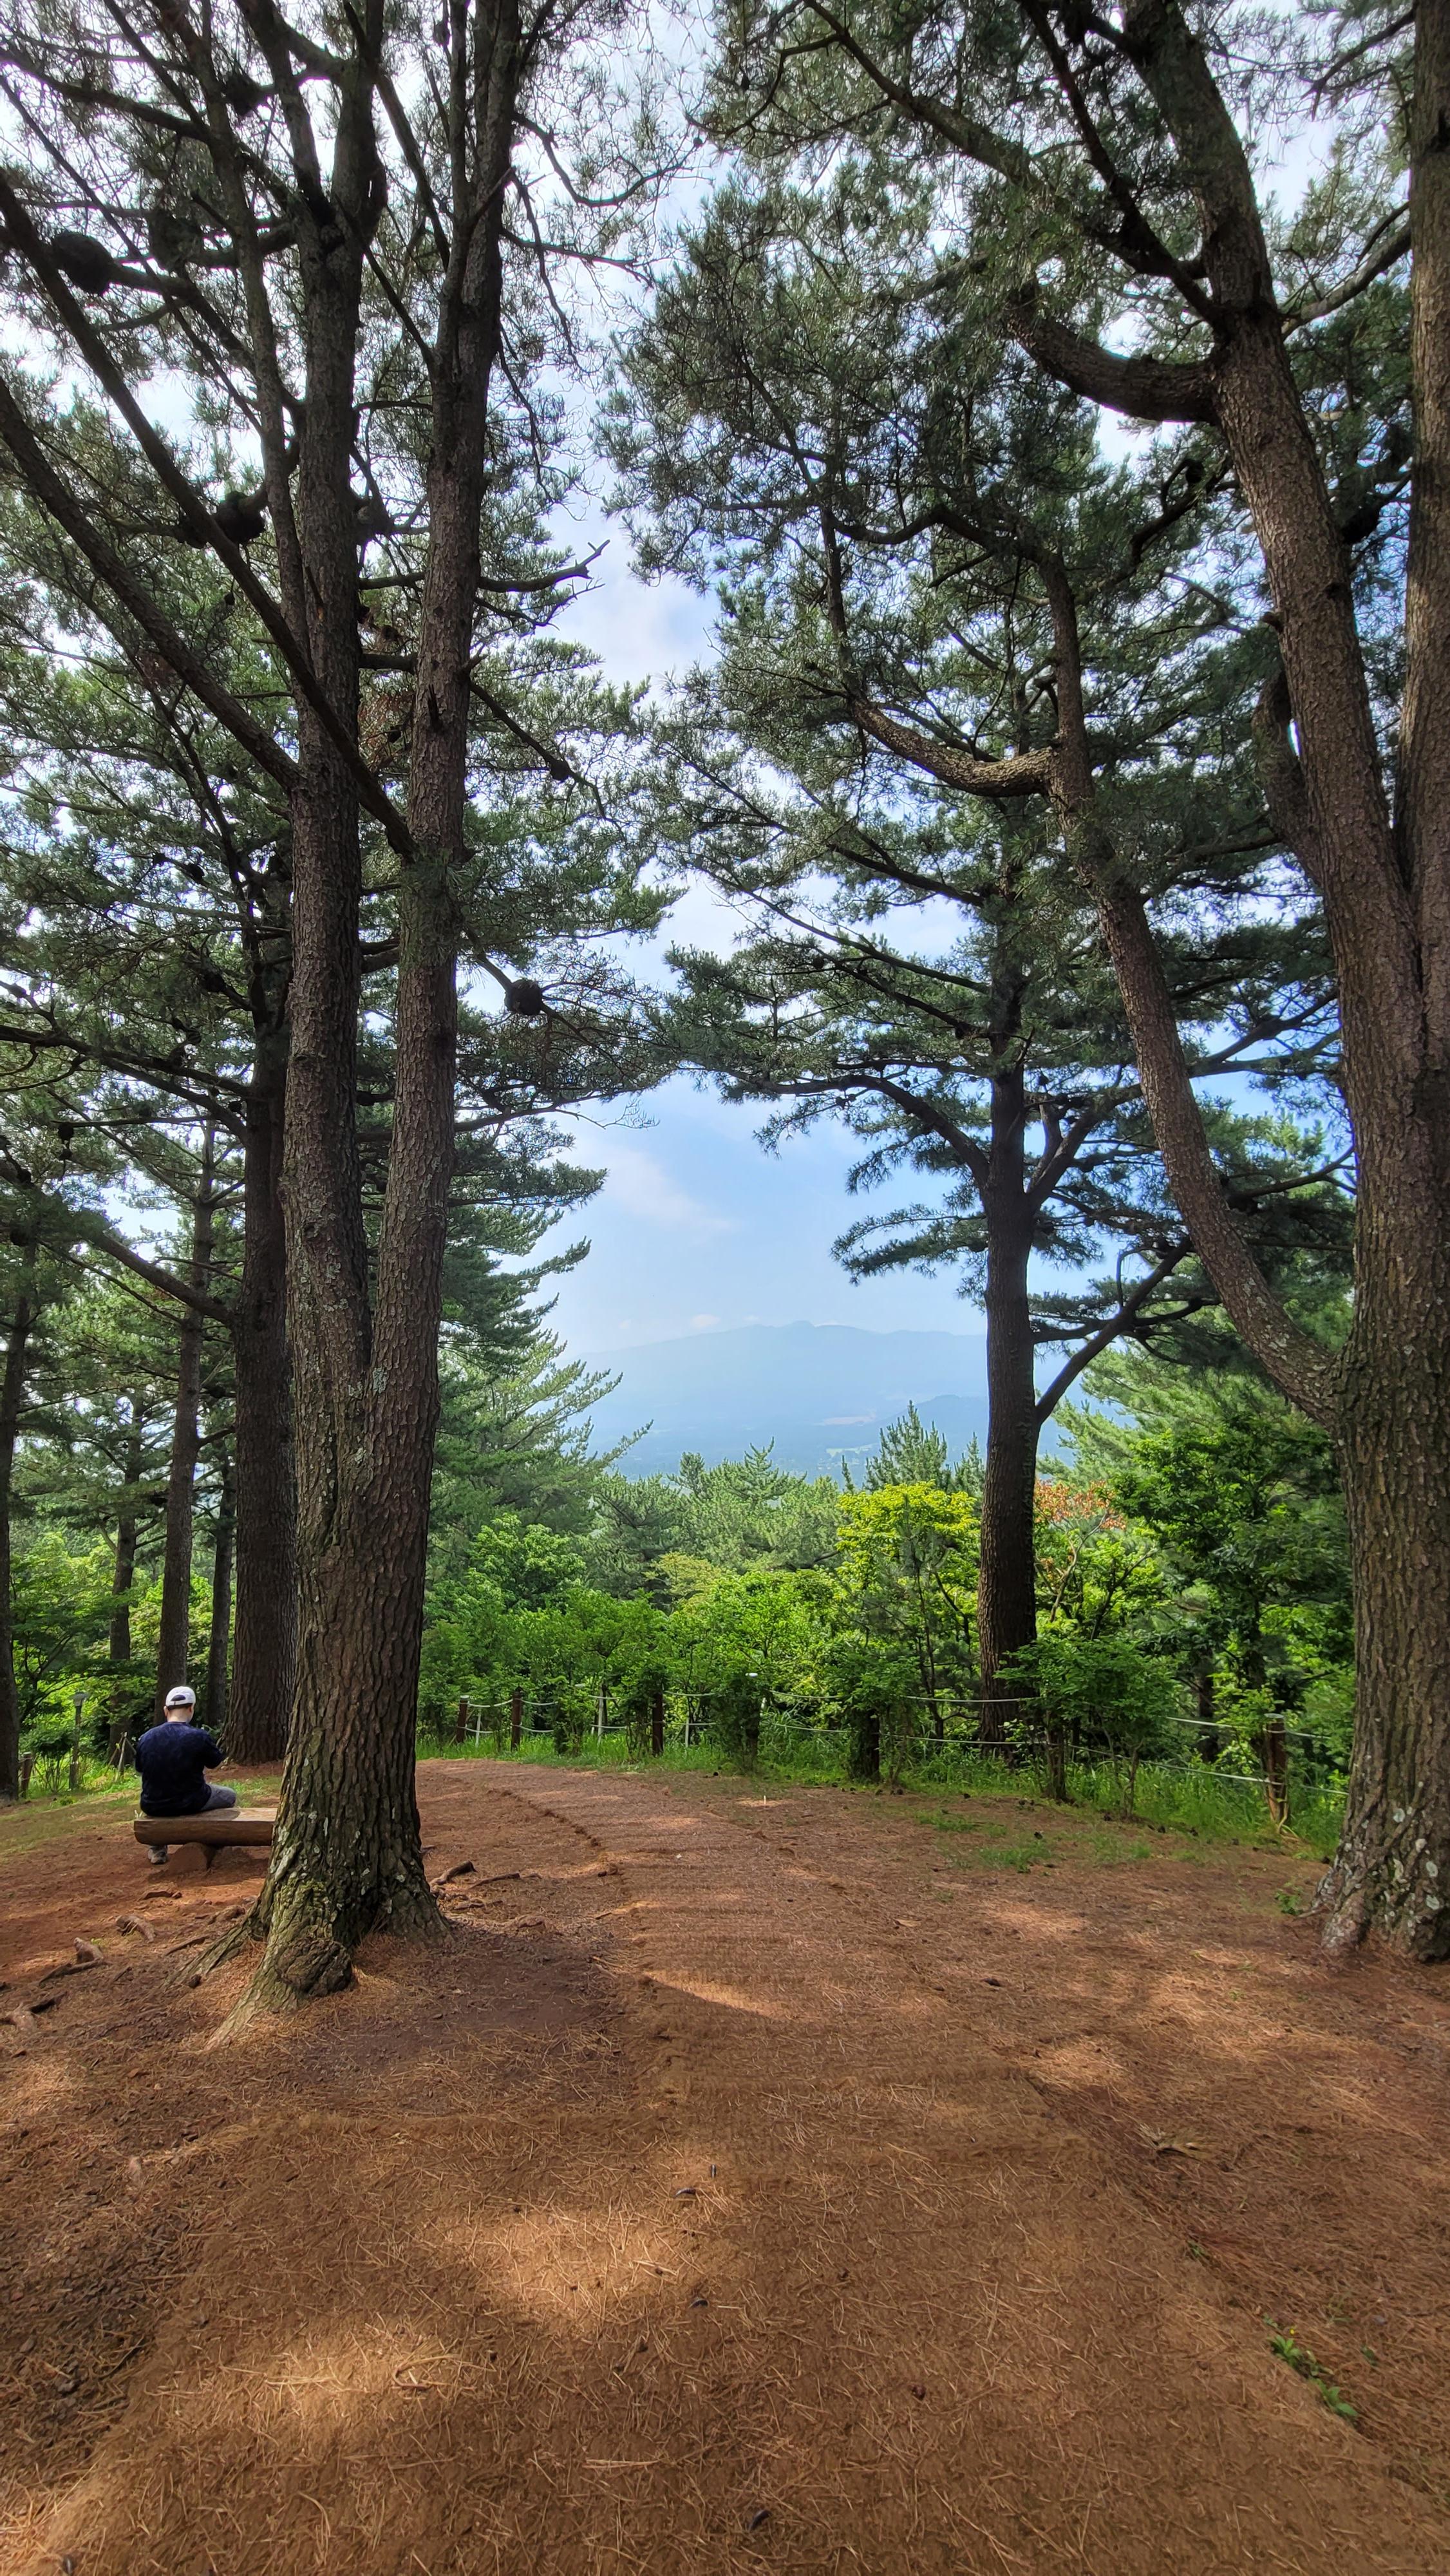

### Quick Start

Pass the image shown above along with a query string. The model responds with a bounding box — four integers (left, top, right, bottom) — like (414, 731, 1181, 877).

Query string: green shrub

(1008, 1631, 1180, 1812)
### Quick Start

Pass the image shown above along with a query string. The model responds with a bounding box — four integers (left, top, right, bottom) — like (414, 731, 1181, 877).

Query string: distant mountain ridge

(579, 1320, 990, 1479)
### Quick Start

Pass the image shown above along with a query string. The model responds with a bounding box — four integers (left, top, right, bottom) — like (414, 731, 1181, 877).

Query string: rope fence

(422, 1687, 1341, 1804)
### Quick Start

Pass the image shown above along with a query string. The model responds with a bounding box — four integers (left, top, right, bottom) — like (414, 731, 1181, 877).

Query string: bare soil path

(3, 1760, 1450, 2575)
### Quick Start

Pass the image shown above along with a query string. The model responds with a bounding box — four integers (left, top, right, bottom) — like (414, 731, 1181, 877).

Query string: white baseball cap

(164, 1684, 196, 1710)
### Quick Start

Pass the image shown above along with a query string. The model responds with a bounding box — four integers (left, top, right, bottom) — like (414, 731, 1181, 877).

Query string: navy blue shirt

(135, 1721, 224, 1816)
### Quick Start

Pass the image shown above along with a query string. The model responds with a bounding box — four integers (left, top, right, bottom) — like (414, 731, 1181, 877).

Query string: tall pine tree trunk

(241, 0, 522, 2009)
(977, 1103, 1039, 1740)
(243, 270, 444, 2000)
(204, 1447, 235, 1739)
(108, 1407, 142, 1665)
(227, 1039, 294, 1761)
(1315, 1242, 1450, 1947)
(154, 1135, 215, 1718)
(0, 1247, 37, 1800)
(260, 705, 420, 1996)
(1102, 0, 1450, 1955)
(106, 1406, 144, 1759)
(1194, 1661, 1219, 1765)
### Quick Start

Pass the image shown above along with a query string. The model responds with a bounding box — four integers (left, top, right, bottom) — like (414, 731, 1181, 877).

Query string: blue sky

(517, 513, 992, 1356)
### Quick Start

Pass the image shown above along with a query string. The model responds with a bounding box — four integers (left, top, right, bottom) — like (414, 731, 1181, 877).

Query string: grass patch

(0, 1767, 279, 1856)
(1086, 1833, 1153, 1865)
(423, 1728, 731, 1777)
(994, 1843, 1048, 1875)
(1267, 2322, 1359, 2424)
(421, 1729, 1343, 1858)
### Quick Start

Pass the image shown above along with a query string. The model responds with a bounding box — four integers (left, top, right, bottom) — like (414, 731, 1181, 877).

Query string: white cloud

(603, 1142, 738, 1236)
(689, 1312, 722, 1332)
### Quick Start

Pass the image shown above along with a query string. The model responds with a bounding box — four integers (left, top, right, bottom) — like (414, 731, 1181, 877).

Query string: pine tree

(666, 905, 1347, 1715)
(612, 80, 1441, 1951)
(0, 0, 675, 2002)
(617, 176, 1348, 1728)
(670, 0, 1448, 1960)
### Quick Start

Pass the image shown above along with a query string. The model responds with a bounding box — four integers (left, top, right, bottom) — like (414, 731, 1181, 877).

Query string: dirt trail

(3, 1761, 1450, 2575)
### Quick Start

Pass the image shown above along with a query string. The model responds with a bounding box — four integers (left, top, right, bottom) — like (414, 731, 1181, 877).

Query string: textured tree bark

(976, 1081, 1040, 1739)
(238, 0, 522, 2011)
(225, 1037, 295, 1763)
(1262, 1715, 1290, 1830)
(155, 1138, 215, 1718)
(0, 1252, 37, 1800)
(252, 719, 438, 1998)
(1100, 0, 1450, 1959)
(258, 686, 419, 1997)
(108, 1408, 142, 1667)
(1315, 1280, 1450, 1952)
(203, 1448, 235, 1739)
(1400, 0, 1450, 1056)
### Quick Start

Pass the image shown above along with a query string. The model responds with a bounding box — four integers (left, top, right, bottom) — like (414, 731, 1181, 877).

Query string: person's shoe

(147, 1844, 169, 1866)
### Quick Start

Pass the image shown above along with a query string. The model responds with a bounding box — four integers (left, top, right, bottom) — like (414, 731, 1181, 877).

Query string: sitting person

(135, 1684, 237, 1865)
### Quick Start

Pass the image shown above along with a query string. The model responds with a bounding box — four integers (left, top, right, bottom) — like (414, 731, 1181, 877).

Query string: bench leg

(202, 1842, 221, 1871)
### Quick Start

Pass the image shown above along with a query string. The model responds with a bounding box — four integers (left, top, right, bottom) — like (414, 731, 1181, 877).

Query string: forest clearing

(4, 1757, 1449, 2576)
(1, 0, 1448, 2566)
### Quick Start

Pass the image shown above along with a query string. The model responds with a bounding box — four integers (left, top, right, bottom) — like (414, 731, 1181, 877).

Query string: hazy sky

(543, 1072, 988, 1356)
(517, 513, 990, 1356)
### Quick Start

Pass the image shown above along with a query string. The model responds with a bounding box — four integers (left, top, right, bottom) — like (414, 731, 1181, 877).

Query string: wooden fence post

(650, 1685, 665, 1759)
(454, 1696, 468, 1747)
(1262, 1716, 1290, 1829)
(509, 1687, 523, 1750)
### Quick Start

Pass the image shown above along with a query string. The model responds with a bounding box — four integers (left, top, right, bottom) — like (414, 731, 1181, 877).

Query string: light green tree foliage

(1071, 1323, 1352, 1771)
(10, 1540, 213, 1772)
(1031, 1479, 1163, 1642)
(1013, 1631, 1180, 1812)
(415, 1386, 1348, 1810)
(12, 1535, 118, 1743)
(833, 1484, 977, 1738)
(426, 1434, 847, 1746)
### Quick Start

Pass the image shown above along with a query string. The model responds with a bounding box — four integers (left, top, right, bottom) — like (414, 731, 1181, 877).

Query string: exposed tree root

(181, 1907, 262, 1989)
(207, 1871, 447, 2037)
(1313, 1869, 1369, 1962)
(1315, 1846, 1450, 1964)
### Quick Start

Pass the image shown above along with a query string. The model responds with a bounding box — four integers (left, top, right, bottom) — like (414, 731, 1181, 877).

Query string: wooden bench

(133, 1810, 275, 1868)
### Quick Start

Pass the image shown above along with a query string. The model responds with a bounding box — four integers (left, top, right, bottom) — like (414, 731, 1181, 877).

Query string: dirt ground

(3, 1763, 1450, 2576)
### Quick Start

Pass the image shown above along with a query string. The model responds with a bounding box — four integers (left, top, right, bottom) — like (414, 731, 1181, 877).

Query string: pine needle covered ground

(3, 1761, 1446, 2574)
